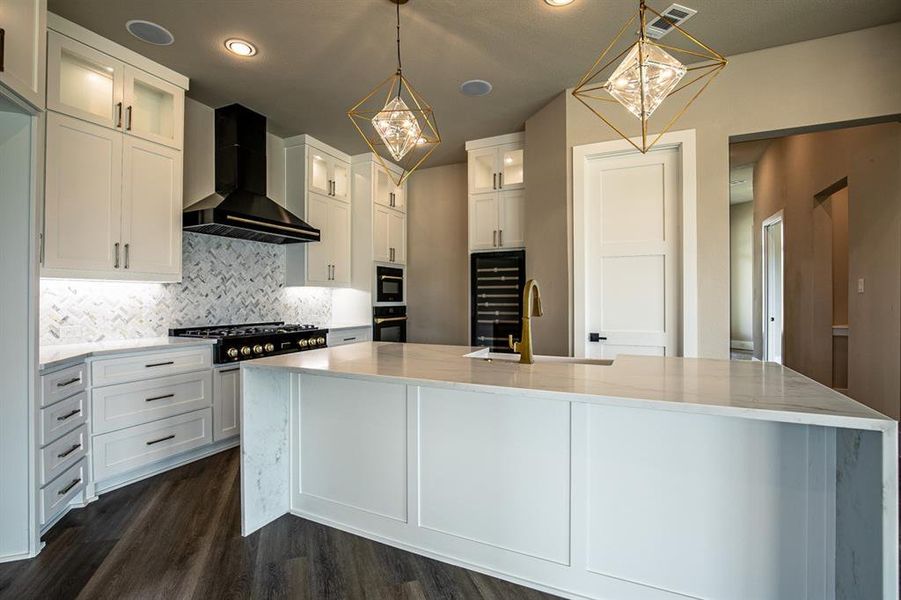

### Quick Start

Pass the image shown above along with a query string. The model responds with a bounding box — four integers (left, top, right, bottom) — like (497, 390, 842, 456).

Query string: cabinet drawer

(41, 363, 87, 407)
(327, 327, 372, 347)
(91, 347, 212, 387)
(41, 391, 87, 446)
(92, 408, 213, 482)
(41, 426, 87, 486)
(92, 371, 213, 434)
(41, 458, 86, 525)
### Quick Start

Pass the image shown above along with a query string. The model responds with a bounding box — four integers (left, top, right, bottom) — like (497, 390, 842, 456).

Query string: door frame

(572, 129, 698, 358)
(761, 209, 784, 363)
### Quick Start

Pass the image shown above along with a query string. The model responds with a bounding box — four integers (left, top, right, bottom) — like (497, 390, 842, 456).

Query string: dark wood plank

(0, 448, 561, 600)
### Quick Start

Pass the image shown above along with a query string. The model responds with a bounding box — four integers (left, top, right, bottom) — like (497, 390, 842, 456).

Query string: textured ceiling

(48, 0, 901, 165)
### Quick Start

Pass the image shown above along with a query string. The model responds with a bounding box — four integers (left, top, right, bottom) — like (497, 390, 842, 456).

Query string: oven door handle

(379, 275, 404, 281)
(374, 316, 408, 324)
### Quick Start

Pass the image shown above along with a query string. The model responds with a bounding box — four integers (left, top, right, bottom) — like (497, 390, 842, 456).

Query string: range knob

(298, 339, 309, 348)
(253, 344, 264, 354)
(227, 348, 239, 358)
(317, 336, 326, 346)
(307, 338, 318, 347)
(240, 346, 252, 357)
(264, 343, 275, 352)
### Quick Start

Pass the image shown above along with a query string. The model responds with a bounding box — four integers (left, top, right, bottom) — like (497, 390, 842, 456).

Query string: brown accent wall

(406, 163, 469, 345)
(751, 123, 901, 418)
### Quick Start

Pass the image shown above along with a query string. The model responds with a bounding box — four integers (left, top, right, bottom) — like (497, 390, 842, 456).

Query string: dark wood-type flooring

(0, 448, 560, 600)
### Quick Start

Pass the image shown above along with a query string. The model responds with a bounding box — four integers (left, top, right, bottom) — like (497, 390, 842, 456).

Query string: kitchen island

(240, 342, 897, 600)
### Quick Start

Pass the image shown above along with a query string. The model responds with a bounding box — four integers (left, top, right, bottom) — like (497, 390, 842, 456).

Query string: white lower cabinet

(92, 408, 213, 482)
(327, 327, 372, 347)
(41, 458, 86, 525)
(41, 426, 88, 486)
(213, 366, 241, 442)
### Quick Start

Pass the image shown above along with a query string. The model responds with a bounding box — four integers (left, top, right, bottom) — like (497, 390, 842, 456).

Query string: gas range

(169, 322, 329, 364)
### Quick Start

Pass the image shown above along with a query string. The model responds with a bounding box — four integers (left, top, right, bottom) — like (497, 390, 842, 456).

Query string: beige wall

(729, 201, 753, 346)
(752, 123, 901, 419)
(526, 22, 901, 358)
(183, 97, 286, 207)
(406, 163, 469, 345)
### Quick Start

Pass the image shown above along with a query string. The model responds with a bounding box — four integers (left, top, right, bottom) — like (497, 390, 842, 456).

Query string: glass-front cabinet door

(499, 144, 524, 190)
(123, 66, 184, 149)
(47, 31, 124, 130)
(308, 151, 331, 196)
(331, 159, 349, 202)
(469, 147, 498, 194)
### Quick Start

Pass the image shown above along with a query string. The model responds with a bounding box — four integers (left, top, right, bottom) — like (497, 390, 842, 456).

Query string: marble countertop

(242, 342, 895, 430)
(40, 337, 217, 372)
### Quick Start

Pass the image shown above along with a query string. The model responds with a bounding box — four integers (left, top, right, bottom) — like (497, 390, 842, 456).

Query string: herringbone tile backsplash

(41, 233, 333, 345)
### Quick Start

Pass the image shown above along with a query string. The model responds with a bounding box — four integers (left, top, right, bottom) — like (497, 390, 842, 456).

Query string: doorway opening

(761, 211, 783, 364)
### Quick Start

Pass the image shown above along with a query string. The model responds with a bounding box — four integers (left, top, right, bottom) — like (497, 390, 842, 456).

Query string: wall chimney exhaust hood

(183, 104, 320, 244)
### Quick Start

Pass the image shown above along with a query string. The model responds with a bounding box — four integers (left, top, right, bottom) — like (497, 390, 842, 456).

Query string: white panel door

(388, 210, 405, 265)
(0, 0, 46, 108)
(469, 194, 499, 251)
(213, 367, 241, 441)
(123, 65, 184, 149)
(373, 204, 390, 263)
(121, 136, 181, 277)
(329, 199, 351, 284)
(46, 31, 124, 130)
(764, 217, 784, 364)
(498, 188, 525, 248)
(44, 112, 122, 274)
(304, 192, 331, 284)
(584, 147, 680, 358)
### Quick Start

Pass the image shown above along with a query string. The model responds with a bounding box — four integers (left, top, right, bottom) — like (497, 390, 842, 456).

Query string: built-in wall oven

(373, 305, 407, 342)
(375, 265, 404, 304)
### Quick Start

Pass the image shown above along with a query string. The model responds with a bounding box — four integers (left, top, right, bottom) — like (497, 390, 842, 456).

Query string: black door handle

(589, 333, 607, 342)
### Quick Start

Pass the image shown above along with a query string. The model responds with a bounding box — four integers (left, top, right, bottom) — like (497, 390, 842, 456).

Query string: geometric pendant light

(572, 0, 726, 153)
(347, 0, 440, 186)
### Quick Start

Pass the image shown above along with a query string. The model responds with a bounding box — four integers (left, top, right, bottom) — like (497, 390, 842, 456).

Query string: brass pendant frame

(571, 1, 727, 153)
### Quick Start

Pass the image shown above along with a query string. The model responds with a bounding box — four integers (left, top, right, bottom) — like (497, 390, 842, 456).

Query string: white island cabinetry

(240, 343, 898, 600)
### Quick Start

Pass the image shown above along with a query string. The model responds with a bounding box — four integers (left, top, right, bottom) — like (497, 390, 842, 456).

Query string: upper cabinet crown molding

(464, 131, 524, 152)
(47, 13, 189, 90)
(0, 0, 47, 109)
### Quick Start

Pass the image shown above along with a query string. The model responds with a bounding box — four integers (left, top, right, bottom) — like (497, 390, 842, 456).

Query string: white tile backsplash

(41, 233, 333, 345)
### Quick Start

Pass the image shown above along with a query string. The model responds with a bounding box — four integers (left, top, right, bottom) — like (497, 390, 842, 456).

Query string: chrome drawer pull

(56, 409, 81, 421)
(145, 393, 175, 402)
(58, 478, 81, 496)
(146, 434, 175, 446)
(57, 444, 81, 459)
(145, 361, 175, 368)
(56, 377, 81, 388)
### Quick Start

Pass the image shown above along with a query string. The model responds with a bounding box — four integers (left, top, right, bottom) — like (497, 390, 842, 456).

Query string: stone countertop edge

(39, 337, 217, 372)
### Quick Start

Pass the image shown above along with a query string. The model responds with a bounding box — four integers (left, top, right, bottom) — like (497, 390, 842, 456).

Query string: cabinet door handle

(493, 173, 497, 190)
(56, 376, 81, 388)
(0, 29, 5, 72)
(499, 172, 503, 189)
(499, 229, 503, 247)
(126, 105, 133, 130)
(57, 443, 82, 459)
(56, 409, 81, 421)
(124, 243, 130, 269)
(58, 478, 82, 496)
(145, 393, 175, 402)
(114, 242, 120, 268)
(146, 434, 175, 446)
(492, 230, 497, 247)
(116, 102, 123, 128)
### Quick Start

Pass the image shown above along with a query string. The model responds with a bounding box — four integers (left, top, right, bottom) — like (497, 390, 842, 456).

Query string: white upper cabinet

(47, 29, 184, 149)
(466, 132, 525, 252)
(41, 16, 189, 282)
(374, 165, 406, 212)
(43, 112, 122, 273)
(284, 136, 353, 287)
(47, 31, 123, 128)
(123, 66, 183, 149)
(0, 0, 46, 108)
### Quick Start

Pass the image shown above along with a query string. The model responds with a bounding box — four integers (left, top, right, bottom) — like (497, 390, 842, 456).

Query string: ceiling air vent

(645, 4, 697, 40)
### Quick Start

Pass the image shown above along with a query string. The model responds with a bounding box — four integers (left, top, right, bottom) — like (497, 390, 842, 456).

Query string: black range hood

(183, 104, 320, 244)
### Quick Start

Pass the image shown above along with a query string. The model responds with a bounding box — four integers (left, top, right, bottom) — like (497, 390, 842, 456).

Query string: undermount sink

(464, 349, 614, 366)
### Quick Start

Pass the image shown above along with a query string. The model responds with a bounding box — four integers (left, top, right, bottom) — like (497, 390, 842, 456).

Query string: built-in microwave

(375, 265, 404, 304)
(373, 305, 407, 343)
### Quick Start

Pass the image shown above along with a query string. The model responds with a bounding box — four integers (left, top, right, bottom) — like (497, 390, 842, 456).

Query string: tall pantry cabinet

(41, 15, 188, 282)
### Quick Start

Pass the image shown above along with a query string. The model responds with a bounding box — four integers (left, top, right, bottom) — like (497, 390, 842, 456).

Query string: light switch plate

(857, 278, 865, 294)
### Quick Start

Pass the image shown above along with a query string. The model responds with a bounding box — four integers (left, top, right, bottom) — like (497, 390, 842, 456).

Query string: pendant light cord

(395, 1, 403, 96)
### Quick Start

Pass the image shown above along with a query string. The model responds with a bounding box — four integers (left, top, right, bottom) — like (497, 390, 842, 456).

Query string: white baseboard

(730, 340, 753, 351)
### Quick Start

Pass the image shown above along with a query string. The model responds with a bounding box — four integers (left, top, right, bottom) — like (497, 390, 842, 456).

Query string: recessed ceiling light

(545, 0, 575, 6)
(126, 20, 174, 45)
(460, 80, 492, 97)
(225, 38, 257, 57)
